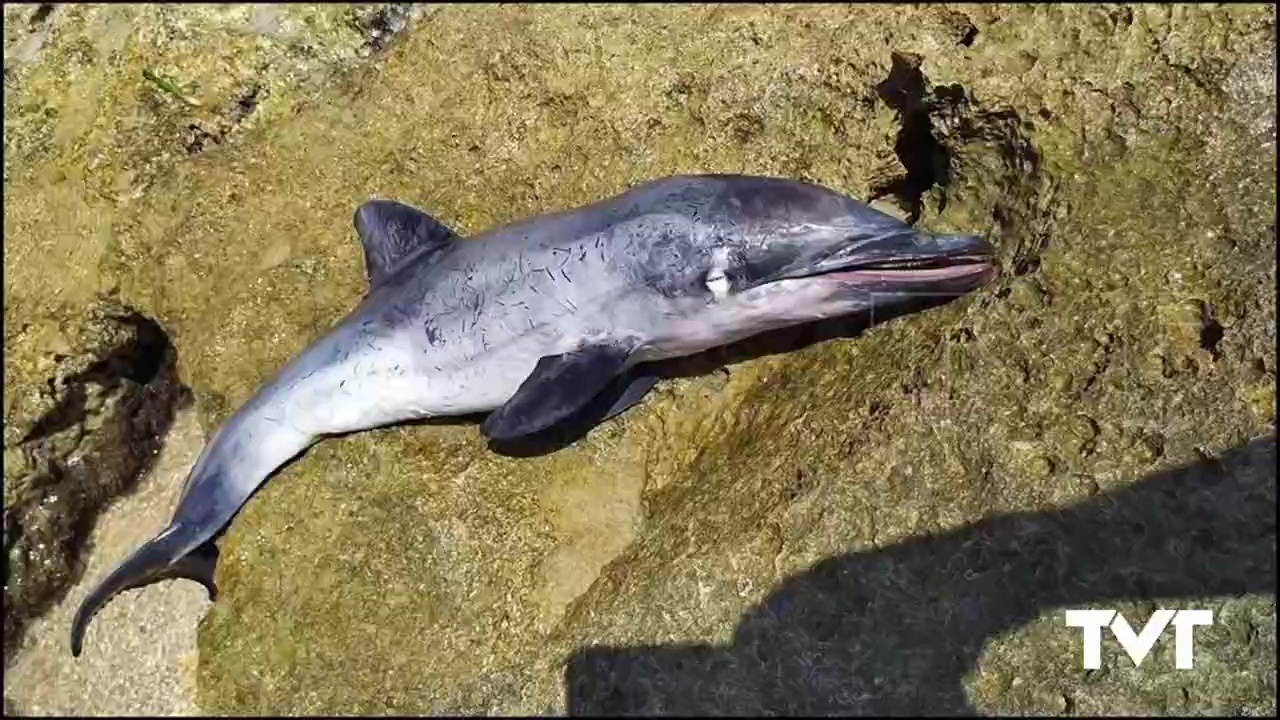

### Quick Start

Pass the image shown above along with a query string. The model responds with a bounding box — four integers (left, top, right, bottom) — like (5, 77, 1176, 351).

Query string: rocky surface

(3, 3, 1274, 715)
(4, 407, 211, 717)
(4, 298, 186, 656)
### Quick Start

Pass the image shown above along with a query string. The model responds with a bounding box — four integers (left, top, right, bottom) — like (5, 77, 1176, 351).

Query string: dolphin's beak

(764, 231, 997, 290)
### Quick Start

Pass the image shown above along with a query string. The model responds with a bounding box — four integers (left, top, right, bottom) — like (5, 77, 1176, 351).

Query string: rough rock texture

(3, 3, 1275, 716)
(3, 297, 186, 656)
(4, 407, 212, 717)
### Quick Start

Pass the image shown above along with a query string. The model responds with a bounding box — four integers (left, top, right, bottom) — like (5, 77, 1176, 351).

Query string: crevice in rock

(181, 82, 269, 156)
(870, 50, 1051, 289)
(1199, 318, 1224, 358)
(184, 122, 222, 155)
(230, 83, 264, 123)
(871, 52, 953, 225)
(3, 300, 190, 658)
(27, 3, 55, 30)
(18, 313, 171, 445)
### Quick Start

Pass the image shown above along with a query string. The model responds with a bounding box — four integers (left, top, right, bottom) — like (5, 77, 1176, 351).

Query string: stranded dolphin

(69, 174, 996, 656)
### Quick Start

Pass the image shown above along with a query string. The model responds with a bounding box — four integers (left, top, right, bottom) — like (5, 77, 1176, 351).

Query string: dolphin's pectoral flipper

(481, 343, 634, 442)
(354, 199, 461, 287)
(599, 372, 660, 424)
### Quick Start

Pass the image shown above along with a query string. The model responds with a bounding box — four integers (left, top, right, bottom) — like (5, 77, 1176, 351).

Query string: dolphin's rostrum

(69, 174, 996, 656)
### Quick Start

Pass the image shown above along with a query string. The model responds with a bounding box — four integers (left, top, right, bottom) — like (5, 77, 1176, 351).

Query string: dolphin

(69, 174, 996, 656)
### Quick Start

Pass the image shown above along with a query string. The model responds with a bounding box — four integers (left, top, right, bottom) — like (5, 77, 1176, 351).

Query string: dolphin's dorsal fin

(353, 200, 460, 288)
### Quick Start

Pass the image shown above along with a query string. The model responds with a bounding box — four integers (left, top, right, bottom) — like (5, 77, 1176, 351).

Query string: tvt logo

(1064, 608, 1214, 670)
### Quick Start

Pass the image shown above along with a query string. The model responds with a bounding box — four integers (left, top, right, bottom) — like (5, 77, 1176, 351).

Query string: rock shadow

(564, 434, 1277, 715)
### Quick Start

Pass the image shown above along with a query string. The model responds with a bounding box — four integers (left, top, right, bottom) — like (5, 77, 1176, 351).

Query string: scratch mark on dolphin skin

(423, 321, 442, 346)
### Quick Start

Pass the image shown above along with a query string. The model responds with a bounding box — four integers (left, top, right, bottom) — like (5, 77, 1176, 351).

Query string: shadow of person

(565, 434, 1276, 715)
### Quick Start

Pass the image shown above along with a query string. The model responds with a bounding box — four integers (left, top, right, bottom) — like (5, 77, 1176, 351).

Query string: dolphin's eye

(704, 247, 737, 299)
(704, 267, 733, 299)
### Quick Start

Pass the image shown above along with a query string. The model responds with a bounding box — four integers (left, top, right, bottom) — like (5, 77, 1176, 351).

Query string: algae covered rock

(3, 297, 186, 655)
(3, 2, 1275, 716)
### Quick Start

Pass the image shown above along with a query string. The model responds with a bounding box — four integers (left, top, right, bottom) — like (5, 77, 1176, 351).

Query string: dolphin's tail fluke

(70, 523, 219, 657)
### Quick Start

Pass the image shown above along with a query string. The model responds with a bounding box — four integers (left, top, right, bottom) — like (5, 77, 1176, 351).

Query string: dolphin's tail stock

(70, 522, 219, 657)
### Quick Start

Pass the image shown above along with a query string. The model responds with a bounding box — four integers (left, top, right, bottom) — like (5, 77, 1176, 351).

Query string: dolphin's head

(629, 176, 997, 357)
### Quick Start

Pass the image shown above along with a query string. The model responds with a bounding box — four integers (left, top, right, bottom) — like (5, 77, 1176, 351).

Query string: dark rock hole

(233, 84, 263, 121)
(20, 311, 172, 445)
(28, 3, 54, 30)
(870, 52, 955, 225)
(185, 122, 222, 155)
(5, 304, 188, 655)
(1199, 318, 1224, 357)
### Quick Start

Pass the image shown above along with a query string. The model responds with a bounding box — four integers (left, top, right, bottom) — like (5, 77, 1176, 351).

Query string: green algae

(3, 2, 1275, 715)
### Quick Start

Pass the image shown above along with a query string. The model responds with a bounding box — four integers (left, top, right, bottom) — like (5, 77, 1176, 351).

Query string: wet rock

(3, 298, 187, 655)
